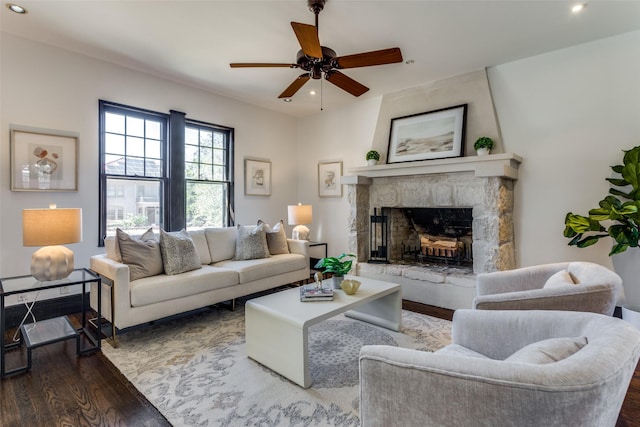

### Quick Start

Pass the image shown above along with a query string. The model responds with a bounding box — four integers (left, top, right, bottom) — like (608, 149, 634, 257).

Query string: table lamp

(23, 205, 82, 281)
(287, 203, 312, 240)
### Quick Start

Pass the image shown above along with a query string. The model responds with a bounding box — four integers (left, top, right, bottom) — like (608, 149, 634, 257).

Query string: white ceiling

(2, 1, 640, 117)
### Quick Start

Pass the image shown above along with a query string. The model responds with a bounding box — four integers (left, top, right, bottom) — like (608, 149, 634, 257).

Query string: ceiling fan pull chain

(321, 78, 324, 111)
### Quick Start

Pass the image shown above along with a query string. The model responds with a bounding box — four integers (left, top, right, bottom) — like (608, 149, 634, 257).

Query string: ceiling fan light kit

(230, 0, 403, 101)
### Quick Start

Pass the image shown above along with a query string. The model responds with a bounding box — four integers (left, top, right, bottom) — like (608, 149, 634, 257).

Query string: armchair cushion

(505, 336, 588, 364)
(543, 269, 577, 289)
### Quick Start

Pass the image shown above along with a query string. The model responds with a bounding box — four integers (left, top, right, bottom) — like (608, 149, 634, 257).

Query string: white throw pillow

(505, 336, 588, 364)
(205, 227, 237, 262)
(258, 219, 290, 255)
(543, 270, 577, 289)
(187, 229, 212, 265)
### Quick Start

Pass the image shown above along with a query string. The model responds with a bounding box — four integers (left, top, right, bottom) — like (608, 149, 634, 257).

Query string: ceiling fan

(230, 0, 403, 99)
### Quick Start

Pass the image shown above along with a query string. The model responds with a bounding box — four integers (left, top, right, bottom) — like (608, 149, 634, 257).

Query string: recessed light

(405, 59, 415, 65)
(6, 3, 27, 14)
(572, 3, 586, 13)
(310, 90, 316, 96)
(283, 98, 292, 103)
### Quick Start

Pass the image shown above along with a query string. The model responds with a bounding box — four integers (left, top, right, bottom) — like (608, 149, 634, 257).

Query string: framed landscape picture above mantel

(10, 126, 79, 192)
(387, 104, 467, 164)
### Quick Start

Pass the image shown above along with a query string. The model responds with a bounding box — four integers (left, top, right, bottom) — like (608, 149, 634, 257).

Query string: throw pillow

(505, 336, 588, 364)
(159, 229, 203, 275)
(233, 223, 270, 260)
(116, 228, 164, 281)
(543, 270, 577, 289)
(258, 219, 290, 255)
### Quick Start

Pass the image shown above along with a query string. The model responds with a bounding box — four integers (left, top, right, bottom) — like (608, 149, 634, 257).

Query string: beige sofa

(90, 226, 309, 333)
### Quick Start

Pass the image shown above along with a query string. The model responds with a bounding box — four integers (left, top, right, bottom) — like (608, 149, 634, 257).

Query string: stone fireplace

(343, 153, 521, 309)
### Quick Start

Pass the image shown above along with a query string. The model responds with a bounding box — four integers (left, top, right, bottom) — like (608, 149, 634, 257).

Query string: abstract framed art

(11, 126, 79, 191)
(244, 158, 271, 196)
(387, 104, 467, 164)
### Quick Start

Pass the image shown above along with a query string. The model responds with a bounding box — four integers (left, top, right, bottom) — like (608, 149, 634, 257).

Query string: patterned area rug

(101, 300, 451, 426)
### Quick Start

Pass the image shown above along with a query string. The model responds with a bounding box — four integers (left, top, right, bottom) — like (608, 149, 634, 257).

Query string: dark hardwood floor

(1, 302, 638, 426)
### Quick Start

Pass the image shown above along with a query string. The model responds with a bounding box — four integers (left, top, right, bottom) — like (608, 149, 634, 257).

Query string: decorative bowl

(340, 279, 361, 295)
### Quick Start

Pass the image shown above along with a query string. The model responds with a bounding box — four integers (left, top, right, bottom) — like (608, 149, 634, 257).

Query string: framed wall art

(387, 104, 467, 164)
(318, 161, 342, 197)
(11, 126, 79, 191)
(244, 158, 271, 196)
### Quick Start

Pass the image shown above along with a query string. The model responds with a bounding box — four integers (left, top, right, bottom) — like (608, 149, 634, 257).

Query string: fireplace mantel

(344, 153, 522, 182)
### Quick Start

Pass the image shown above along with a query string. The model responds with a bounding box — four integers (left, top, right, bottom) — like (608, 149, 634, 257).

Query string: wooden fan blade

(230, 63, 298, 68)
(291, 22, 322, 59)
(334, 47, 403, 69)
(325, 71, 369, 97)
(278, 74, 311, 98)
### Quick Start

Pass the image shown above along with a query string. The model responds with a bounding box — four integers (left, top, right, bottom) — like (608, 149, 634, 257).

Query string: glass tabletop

(0, 268, 99, 296)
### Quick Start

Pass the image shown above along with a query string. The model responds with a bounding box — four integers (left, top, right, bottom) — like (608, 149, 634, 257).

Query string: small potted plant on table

(366, 150, 380, 166)
(474, 137, 494, 156)
(315, 253, 356, 289)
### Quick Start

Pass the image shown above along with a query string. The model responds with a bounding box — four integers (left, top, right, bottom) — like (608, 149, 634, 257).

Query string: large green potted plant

(564, 145, 640, 314)
(315, 253, 356, 289)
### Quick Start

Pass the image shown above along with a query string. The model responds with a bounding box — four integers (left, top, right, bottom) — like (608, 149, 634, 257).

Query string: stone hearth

(343, 153, 521, 309)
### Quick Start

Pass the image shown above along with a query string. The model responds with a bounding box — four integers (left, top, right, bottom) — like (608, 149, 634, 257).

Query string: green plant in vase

(315, 253, 356, 289)
(366, 150, 380, 165)
(474, 137, 494, 155)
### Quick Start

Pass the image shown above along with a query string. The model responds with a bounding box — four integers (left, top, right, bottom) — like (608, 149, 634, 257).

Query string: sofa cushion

(543, 270, 577, 289)
(258, 219, 290, 255)
(187, 229, 212, 264)
(130, 266, 239, 307)
(505, 336, 588, 364)
(233, 224, 270, 260)
(205, 227, 237, 262)
(214, 253, 306, 284)
(159, 229, 202, 275)
(116, 228, 164, 281)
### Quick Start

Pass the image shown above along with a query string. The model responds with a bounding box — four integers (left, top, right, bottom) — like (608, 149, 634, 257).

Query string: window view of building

(99, 101, 233, 244)
(185, 122, 232, 228)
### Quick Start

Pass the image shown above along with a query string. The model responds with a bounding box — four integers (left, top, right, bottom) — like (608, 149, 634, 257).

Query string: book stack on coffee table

(299, 285, 334, 302)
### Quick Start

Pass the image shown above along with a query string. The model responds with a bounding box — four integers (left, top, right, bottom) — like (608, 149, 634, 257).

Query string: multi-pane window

(99, 101, 167, 242)
(99, 101, 234, 245)
(185, 121, 233, 228)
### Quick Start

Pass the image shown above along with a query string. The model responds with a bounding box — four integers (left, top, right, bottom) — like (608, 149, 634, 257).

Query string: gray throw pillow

(159, 229, 203, 275)
(258, 219, 290, 255)
(116, 228, 164, 281)
(233, 223, 270, 260)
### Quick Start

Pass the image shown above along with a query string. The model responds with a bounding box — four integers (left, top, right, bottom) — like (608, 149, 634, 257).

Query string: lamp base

(292, 225, 310, 240)
(31, 245, 74, 282)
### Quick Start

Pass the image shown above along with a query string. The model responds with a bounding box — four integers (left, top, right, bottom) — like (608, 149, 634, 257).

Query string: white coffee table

(245, 275, 402, 388)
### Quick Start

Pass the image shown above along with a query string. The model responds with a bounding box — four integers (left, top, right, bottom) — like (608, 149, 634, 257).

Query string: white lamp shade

(23, 208, 82, 246)
(287, 204, 312, 225)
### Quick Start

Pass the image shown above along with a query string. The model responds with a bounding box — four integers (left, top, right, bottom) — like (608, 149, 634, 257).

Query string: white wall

(297, 30, 640, 269)
(0, 34, 298, 277)
(489, 30, 640, 269)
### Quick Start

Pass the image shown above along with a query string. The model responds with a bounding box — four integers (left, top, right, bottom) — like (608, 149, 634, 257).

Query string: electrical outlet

(60, 286, 69, 295)
(17, 294, 28, 302)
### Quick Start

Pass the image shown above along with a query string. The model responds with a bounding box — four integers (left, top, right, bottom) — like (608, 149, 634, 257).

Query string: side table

(0, 268, 102, 378)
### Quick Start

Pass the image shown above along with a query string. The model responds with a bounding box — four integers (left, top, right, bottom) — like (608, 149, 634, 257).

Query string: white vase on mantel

(367, 159, 378, 166)
(476, 148, 491, 156)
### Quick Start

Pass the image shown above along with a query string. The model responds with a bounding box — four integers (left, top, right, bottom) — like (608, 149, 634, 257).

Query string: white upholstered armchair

(473, 262, 622, 315)
(359, 309, 640, 427)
